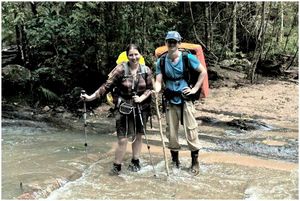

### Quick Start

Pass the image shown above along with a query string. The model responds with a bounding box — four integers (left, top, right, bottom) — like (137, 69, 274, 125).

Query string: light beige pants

(165, 101, 201, 151)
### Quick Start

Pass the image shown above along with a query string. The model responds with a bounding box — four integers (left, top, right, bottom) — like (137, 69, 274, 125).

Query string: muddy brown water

(1, 117, 298, 199)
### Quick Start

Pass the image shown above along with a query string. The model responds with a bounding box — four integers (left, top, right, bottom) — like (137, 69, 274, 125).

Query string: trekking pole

(132, 104, 137, 141)
(136, 103, 157, 177)
(154, 93, 170, 176)
(81, 90, 88, 157)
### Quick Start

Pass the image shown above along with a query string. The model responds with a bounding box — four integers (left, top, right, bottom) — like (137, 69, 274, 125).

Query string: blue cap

(165, 31, 182, 41)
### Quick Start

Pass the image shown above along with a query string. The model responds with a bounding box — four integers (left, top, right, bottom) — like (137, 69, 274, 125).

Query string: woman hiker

(81, 44, 153, 175)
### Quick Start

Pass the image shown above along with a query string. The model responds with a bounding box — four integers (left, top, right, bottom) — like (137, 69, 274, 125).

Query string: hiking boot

(128, 159, 141, 172)
(191, 150, 200, 175)
(110, 163, 121, 175)
(171, 150, 180, 168)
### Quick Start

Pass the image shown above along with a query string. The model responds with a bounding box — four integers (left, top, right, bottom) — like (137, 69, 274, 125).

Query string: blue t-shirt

(156, 52, 201, 104)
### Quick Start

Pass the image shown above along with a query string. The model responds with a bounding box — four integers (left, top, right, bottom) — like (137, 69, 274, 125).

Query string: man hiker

(154, 31, 207, 175)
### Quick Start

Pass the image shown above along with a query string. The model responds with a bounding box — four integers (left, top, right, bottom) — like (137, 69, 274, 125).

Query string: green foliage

(2, 3, 23, 45)
(1, 2, 298, 106)
(38, 86, 61, 102)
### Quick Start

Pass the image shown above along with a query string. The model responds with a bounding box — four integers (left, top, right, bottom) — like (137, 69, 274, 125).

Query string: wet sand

(197, 80, 298, 139)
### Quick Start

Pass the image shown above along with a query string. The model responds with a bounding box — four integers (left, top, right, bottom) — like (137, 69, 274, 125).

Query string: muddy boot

(171, 150, 180, 168)
(191, 150, 200, 176)
(110, 163, 121, 175)
(128, 159, 141, 172)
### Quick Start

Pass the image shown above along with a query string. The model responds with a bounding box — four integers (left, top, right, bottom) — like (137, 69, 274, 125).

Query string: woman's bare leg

(132, 134, 143, 159)
(114, 137, 128, 164)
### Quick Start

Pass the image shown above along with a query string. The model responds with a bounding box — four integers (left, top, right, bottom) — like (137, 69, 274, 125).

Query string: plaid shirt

(97, 63, 153, 101)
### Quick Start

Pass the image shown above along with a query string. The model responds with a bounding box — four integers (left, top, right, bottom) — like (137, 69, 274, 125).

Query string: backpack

(155, 43, 209, 100)
(116, 51, 148, 84)
(116, 51, 145, 65)
(160, 51, 201, 100)
(107, 53, 148, 106)
(111, 62, 150, 104)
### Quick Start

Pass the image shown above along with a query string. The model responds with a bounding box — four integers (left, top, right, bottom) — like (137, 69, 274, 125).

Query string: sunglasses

(166, 40, 178, 44)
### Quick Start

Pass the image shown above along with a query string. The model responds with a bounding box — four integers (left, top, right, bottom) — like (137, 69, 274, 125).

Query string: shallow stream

(1, 118, 298, 199)
(2, 119, 114, 199)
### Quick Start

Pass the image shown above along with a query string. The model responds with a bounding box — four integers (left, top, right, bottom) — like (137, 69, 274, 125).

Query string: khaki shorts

(165, 101, 201, 151)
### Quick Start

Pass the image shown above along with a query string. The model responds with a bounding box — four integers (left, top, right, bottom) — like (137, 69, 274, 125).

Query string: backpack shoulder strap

(122, 62, 130, 77)
(140, 64, 147, 74)
(160, 54, 167, 82)
(140, 64, 148, 83)
(182, 51, 191, 84)
(182, 51, 190, 70)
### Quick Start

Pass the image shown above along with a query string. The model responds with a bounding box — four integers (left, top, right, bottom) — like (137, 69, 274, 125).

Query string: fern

(39, 86, 60, 102)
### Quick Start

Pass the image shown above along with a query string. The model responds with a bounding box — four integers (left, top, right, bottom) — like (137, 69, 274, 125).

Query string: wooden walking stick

(154, 93, 170, 176)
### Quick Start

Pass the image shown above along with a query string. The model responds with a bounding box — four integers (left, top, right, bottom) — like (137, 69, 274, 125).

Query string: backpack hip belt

(163, 88, 182, 101)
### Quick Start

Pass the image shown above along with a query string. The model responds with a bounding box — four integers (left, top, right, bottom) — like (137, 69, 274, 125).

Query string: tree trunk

(265, 3, 279, 60)
(104, 2, 113, 74)
(189, 2, 207, 48)
(14, 3, 30, 68)
(286, 47, 298, 70)
(248, 2, 266, 83)
(141, 2, 146, 52)
(132, 4, 136, 43)
(232, 2, 237, 55)
(189, 2, 218, 60)
(15, 23, 22, 64)
(279, 2, 284, 43)
(283, 10, 298, 53)
(30, 2, 37, 16)
(208, 3, 213, 49)
(20, 24, 30, 67)
(204, 3, 210, 49)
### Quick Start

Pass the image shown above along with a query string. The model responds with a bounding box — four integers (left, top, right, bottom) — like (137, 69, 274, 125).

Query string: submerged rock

(226, 119, 272, 131)
(196, 117, 273, 131)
